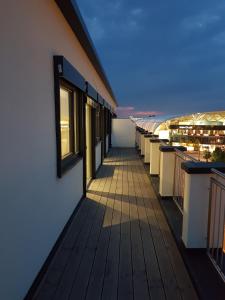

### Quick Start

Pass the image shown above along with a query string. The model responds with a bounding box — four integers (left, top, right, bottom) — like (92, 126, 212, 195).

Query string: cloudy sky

(76, 0, 225, 117)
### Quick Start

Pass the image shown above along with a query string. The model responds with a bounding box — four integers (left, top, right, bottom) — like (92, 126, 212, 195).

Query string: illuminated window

(57, 82, 81, 177)
(95, 104, 101, 143)
(60, 87, 72, 158)
(74, 91, 79, 154)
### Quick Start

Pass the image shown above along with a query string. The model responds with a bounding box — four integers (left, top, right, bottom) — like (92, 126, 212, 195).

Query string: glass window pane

(96, 105, 101, 142)
(74, 91, 79, 154)
(60, 87, 71, 158)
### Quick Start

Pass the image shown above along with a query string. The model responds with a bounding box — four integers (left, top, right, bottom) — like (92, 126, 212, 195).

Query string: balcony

(31, 148, 197, 300)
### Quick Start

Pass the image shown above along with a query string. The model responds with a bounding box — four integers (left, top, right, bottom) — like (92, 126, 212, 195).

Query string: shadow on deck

(32, 148, 198, 300)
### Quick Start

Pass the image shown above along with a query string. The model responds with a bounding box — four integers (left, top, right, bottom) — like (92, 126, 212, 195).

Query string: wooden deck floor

(34, 148, 198, 300)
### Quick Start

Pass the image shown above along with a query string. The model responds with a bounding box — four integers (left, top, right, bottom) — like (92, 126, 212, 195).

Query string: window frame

(95, 103, 101, 145)
(56, 80, 82, 177)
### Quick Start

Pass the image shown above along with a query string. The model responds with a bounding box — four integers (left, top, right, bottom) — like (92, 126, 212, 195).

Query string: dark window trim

(97, 94, 104, 105)
(86, 82, 98, 101)
(100, 106, 106, 161)
(54, 56, 84, 178)
(86, 83, 113, 114)
(54, 55, 86, 91)
(95, 103, 102, 145)
(91, 107, 96, 178)
(85, 84, 113, 113)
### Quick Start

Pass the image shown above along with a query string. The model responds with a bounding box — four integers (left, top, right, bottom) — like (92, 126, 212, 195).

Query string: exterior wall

(0, 1, 115, 299)
(112, 119, 136, 148)
(182, 173, 211, 248)
(95, 142, 102, 171)
(140, 134, 145, 155)
(159, 152, 176, 197)
(149, 142, 160, 175)
(106, 135, 109, 153)
(137, 131, 141, 149)
(144, 138, 150, 163)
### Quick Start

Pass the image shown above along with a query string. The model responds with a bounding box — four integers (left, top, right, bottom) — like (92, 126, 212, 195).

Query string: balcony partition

(207, 169, 225, 281)
(112, 118, 136, 148)
(173, 149, 198, 213)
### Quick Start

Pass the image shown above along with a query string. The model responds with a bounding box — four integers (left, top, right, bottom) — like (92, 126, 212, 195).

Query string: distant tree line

(203, 147, 225, 163)
(211, 147, 225, 163)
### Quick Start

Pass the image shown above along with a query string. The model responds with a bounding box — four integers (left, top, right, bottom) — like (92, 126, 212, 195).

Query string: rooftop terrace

(32, 148, 198, 300)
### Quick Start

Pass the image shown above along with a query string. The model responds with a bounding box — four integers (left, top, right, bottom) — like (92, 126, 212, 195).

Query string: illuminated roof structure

(131, 111, 225, 133)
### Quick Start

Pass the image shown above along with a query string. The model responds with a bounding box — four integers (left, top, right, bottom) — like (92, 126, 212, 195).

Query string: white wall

(95, 142, 102, 171)
(112, 119, 136, 148)
(182, 173, 211, 248)
(0, 1, 115, 299)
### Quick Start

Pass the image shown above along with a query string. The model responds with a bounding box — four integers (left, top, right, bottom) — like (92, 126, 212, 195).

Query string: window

(60, 87, 72, 158)
(57, 82, 81, 177)
(95, 104, 101, 144)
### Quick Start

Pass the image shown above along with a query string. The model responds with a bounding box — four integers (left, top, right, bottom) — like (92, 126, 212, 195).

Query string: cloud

(116, 107, 163, 117)
(182, 13, 221, 31)
(213, 31, 225, 45)
(109, 1, 121, 11)
(116, 106, 135, 111)
(127, 20, 138, 29)
(85, 17, 105, 41)
(133, 111, 163, 116)
(131, 8, 143, 16)
(77, 0, 225, 115)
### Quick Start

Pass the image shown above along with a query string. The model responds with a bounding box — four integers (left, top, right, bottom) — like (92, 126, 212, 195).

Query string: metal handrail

(160, 140, 168, 146)
(211, 168, 225, 180)
(173, 149, 198, 213)
(175, 148, 199, 162)
(207, 170, 225, 282)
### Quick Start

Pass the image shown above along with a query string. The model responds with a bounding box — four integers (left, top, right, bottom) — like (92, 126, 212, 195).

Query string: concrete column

(136, 128, 145, 151)
(135, 129, 138, 147)
(144, 137, 151, 163)
(181, 162, 225, 248)
(149, 139, 161, 175)
(159, 146, 186, 197)
(140, 133, 145, 155)
(144, 134, 153, 163)
(137, 130, 141, 150)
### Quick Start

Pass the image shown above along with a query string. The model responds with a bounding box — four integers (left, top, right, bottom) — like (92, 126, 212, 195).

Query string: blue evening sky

(76, 0, 225, 116)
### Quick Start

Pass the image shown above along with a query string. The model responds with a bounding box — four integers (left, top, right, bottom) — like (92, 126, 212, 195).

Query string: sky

(76, 0, 225, 117)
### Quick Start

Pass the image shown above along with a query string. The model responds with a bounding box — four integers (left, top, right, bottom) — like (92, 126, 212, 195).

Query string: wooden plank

(85, 149, 120, 300)
(132, 156, 166, 300)
(101, 149, 123, 300)
(34, 167, 107, 300)
(69, 152, 115, 299)
(118, 149, 133, 300)
(140, 170, 198, 300)
(135, 159, 181, 300)
(135, 155, 198, 300)
(33, 148, 198, 300)
(128, 150, 150, 300)
(51, 158, 111, 300)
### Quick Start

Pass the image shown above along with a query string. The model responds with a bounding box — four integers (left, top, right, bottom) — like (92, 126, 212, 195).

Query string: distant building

(132, 111, 225, 152)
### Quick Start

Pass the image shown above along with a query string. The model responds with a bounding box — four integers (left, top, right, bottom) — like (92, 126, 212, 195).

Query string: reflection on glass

(74, 91, 79, 154)
(60, 87, 71, 158)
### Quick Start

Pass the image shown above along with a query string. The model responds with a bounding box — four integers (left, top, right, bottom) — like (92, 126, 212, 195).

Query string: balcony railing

(135, 126, 225, 283)
(207, 168, 225, 281)
(173, 149, 198, 213)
